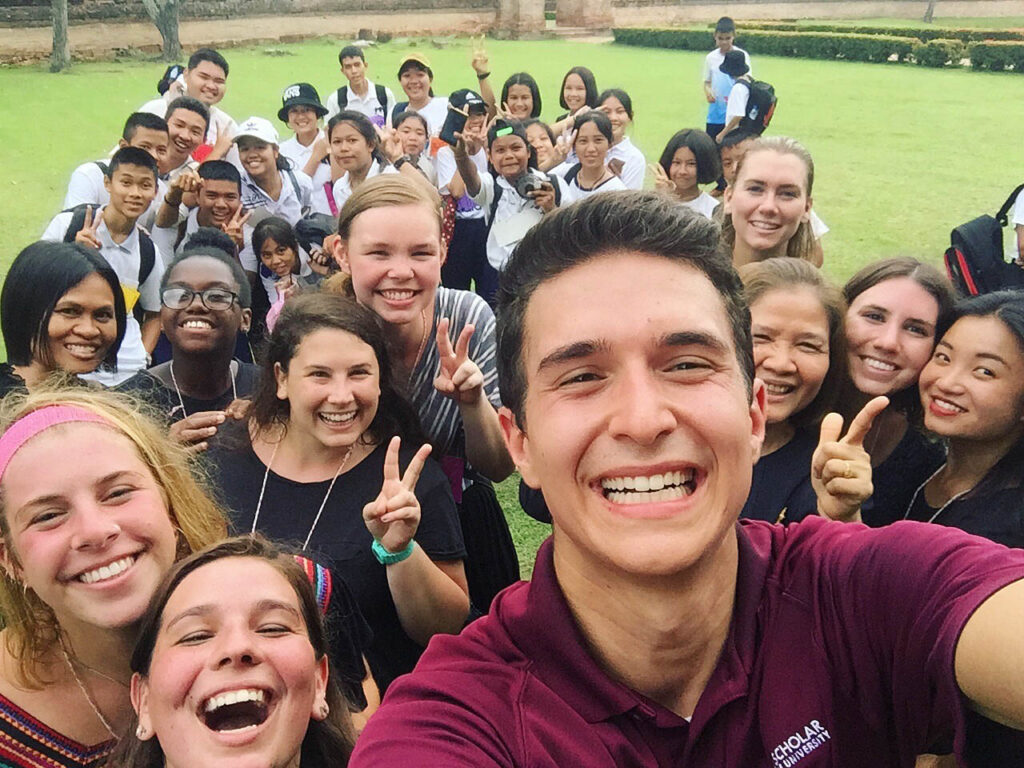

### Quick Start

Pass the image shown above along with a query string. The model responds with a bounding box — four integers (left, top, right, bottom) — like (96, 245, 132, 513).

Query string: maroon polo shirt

(350, 517, 1024, 767)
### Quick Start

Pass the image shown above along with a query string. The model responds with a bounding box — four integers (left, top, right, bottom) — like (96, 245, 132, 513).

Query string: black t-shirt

(862, 426, 945, 527)
(117, 361, 260, 423)
(207, 438, 466, 692)
(740, 428, 818, 524)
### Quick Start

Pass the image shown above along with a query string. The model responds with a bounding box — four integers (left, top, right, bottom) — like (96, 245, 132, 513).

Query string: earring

(318, 702, 330, 719)
(136, 724, 149, 740)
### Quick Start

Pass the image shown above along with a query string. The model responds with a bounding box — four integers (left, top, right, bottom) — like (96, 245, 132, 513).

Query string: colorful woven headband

(0, 405, 111, 481)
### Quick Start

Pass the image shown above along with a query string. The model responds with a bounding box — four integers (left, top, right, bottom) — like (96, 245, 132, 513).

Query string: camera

(515, 169, 550, 198)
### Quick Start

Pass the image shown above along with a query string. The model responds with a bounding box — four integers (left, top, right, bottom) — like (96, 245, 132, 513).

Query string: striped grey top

(408, 287, 502, 468)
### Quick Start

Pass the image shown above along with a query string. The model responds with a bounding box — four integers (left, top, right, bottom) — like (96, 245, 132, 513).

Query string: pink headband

(0, 406, 111, 481)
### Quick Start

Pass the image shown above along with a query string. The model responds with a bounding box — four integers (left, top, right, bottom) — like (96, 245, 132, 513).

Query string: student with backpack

(277, 82, 329, 173)
(234, 116, 312, 227)
(40, 147, 167, 385)
(703, 17, 750, 146)
(717, 50, 776, 144)
(63, 112, 170, 231)
(325, 44, 396, 127)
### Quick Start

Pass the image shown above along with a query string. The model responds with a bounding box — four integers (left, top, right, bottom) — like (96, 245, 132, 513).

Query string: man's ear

(499, 406, 540, 488)
(117, 139, 129, 149)
(749, 377, 767, 465)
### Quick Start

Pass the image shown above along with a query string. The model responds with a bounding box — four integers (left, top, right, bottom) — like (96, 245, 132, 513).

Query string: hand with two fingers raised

(811, 396, 889, 523)
(363, 437, 432, 555)
(433, 319, 484, 405)
(74, 206, 103, 250)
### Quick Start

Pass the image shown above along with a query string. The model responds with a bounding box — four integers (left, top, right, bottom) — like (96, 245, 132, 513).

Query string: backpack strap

(93, 160, 109, 177)
(336, 86, 348, 110)
(996, 183, 1024, 226)
(375, 83, 388, 112)
(392, 101, 409, 125)
(138, 230, 156, 286)
(62, 204, 92, 243)
(324, 181, 339, 217)
(563, 163, 582, 187)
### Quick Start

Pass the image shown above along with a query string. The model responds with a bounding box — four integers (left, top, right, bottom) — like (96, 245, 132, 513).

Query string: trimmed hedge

(730, 21, 1024, 43)
(912, 38, 965, 67)
(614, 27, 916, 63)
(968, 41, 1024, 71)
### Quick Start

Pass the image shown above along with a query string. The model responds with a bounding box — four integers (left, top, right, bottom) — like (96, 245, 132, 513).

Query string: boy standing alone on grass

(703, 18, 750, 147)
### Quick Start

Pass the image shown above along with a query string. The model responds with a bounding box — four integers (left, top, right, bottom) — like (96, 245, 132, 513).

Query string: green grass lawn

(2, 35, 1023, 575)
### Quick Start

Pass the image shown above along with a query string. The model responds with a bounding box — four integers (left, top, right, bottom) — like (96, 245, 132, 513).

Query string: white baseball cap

(233, 116, 279, 145)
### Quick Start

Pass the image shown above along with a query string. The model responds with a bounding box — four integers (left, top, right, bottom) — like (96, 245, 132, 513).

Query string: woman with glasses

(118, 248, 259, 453)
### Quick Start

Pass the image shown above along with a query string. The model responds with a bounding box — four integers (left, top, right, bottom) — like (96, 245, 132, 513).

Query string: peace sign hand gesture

(811, 396, 889, 523)
(222, 206, 251, 250)
(363, 437, 432, 553)
(650, 163, 676, 194)
(470, 35, 489, 75)
(75, 206, 102, 249)
(376, 125, 404, 163)
(433, 318, 484, 405)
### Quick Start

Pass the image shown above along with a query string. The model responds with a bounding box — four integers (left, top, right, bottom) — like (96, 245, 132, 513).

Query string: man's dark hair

(166, 95, 210, 133)
(108, 146, 158, 181)
(122, 112, 169, 142)
(338, 44, 365, 64)
(495, 191, 752, 426)
(187, 47, 229, 77)
(162, 245, 252, 309)
(1, 241, 126, 370)
(720, 129, 757, 149)
(182, 227, 238, 260)
(715, 16, 736, 34)
(198, 159, 241, 191)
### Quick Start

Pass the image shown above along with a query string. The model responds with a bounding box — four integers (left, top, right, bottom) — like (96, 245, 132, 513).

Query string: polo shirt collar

(96, 208, 140, 253)
(504, 524, 769, 727)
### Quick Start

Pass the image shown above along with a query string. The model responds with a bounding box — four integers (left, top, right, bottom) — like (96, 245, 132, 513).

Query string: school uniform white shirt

(41, 207, 166, 386)
(607, 137, 646, 190)
(324, 79, 396, 126)
(63, 159, 167, 231)
(680, 191, 720, 219)
(725, 80, 751, 123)
(279, 130, 325, 174)
(151, 207, 256, 272)
(471, 171, 569, 271)
(332, 162, 399, 211)
(561, 169, 628, 205)
(308, 162, 338, 216)
(400, 97, 449, 137)
(809, 209, 829, 240)
(435, 146, 485, 220)
(240, 168, 312, 226)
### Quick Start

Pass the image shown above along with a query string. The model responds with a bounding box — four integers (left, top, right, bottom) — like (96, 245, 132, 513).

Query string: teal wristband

(372, 539, 415, 565)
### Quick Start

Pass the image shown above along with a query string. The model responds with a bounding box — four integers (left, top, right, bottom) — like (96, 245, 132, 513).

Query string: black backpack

(736, 79, 777, 135)
(943, 184, 1024, 296)
(337, 83, 389, 118)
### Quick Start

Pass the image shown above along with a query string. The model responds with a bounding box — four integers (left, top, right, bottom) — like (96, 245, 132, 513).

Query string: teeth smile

(864, 357, 897, 372)
(319, 411, 356, 424)
(66, 344, 98, 356)
(204, 688, 265, 713)
(600, 470, 697, 504)
(381, 290, 414, 301)
(77, 555, 136, 584)
(764, 383, 795, 395)
(183, 319, 213, 329)
(932, 397, 965, 413)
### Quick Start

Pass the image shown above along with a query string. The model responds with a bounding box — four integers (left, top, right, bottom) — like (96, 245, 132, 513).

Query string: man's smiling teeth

(319, 411, 356, 424)
(863, 357, 897, 372)
(78, 555, 136, 584)
(183, 319, 213, 329)
(600, 470, 696, 504)
(204, 688, 265, 713)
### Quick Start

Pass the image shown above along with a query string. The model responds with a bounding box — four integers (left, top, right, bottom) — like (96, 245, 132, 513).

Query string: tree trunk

(923, 0, 937, 23)
(142, 0, 182, 61)
(50, 0, 70, 72)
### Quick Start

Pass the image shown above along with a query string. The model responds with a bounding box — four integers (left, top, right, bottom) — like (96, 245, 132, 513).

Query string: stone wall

(0, 0, 493, 27)
(610, 0, 1024, 23)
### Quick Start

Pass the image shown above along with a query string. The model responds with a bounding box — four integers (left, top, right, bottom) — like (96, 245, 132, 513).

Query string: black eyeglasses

(161, 287, 239, 311)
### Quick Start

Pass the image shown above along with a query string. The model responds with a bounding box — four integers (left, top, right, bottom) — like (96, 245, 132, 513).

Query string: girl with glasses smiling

(117, 248, 259, 453)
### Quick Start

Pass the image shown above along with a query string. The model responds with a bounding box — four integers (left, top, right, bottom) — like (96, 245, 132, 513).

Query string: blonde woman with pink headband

(0, 387, 225, 767)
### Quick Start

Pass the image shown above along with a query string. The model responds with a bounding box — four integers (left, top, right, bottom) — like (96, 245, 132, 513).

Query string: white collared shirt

(280, 129, 325, 174)
(324, 79, 397, 126)
(240, 168, 312, 226)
